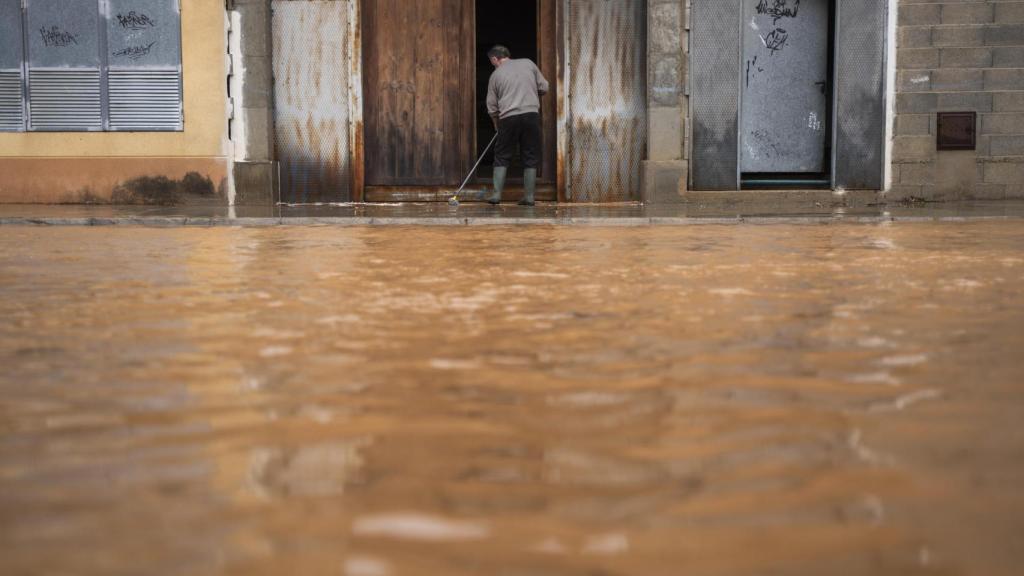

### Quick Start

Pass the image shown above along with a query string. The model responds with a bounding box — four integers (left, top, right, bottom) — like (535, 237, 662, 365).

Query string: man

(481, 45, 549, 206)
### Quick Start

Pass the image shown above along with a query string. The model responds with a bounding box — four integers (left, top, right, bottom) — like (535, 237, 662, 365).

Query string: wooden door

(363, 0, 473, 187)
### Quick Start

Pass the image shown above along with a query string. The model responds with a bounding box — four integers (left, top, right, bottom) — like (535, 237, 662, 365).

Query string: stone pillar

(642, 0, 687, 204)
(229, 0, 277, 205)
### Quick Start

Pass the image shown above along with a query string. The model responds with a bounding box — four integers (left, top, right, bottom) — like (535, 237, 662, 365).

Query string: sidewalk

(1, 199, 1024, 226)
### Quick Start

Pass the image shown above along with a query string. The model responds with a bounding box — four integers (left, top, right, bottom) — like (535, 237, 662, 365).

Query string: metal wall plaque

(937, 112, 976, 151)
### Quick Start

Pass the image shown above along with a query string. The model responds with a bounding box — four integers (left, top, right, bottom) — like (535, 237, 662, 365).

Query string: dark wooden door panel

(364, 0, 471, 187)
(539, 0, 557, 184)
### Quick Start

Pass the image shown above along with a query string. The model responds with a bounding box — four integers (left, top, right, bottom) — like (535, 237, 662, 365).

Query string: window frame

(0, 0, 183, 133)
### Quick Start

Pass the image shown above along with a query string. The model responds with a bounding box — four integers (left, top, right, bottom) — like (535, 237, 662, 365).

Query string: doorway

(474, 0, 536, 181)
(361, 0, 556, 201)
(740, 0, 835, 188)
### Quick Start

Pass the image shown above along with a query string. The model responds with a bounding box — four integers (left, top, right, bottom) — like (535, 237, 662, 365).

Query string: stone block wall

(893, 0, 1024, 200)
(228, 0, 278, 205)
(643, 0, 689, 204)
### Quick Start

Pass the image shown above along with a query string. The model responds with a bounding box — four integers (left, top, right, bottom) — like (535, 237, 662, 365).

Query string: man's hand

(492, 116, 499, 131)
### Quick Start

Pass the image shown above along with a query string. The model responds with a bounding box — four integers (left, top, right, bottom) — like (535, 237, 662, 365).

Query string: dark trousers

(494, 112, 541, 169)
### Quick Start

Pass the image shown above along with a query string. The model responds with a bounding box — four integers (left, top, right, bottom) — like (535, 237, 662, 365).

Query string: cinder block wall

(893, 0, 1024, 200)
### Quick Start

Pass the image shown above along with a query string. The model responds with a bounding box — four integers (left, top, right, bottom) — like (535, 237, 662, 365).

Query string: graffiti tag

(756, 0, 800, 24)
(117, 11, 156, 30)
(763, 28, 789, 55)
(745, 55, 765, 86)
(113, 41, 157, 60)
(39, 26, 78, 47)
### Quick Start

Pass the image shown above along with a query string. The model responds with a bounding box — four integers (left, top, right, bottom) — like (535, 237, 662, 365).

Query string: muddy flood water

(1, 222, 1023, 576)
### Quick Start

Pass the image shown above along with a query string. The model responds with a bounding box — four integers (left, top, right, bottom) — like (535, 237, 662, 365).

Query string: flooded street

(2, 222, 1023, 576)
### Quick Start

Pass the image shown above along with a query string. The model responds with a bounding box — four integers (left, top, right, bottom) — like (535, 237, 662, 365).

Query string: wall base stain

(109, 173, 221, 206)
(0, 158, 229, 205)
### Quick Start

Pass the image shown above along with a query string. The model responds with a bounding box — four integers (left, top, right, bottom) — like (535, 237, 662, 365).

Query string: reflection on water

(1, 223, 1023, 575)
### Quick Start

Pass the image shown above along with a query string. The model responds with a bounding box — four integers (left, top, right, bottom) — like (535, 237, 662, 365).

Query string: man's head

(488, 45, 511, 67)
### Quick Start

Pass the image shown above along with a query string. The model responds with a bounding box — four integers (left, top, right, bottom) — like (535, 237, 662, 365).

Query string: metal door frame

(353, 0, 564, 202)
(691, 0, 890, 191)
(349, 0, 364, 201)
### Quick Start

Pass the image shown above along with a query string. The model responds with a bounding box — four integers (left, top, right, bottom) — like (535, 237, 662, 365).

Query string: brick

(899, 27, 932, 49)
(885, 184, 923, 201)
(985, 24, 1024, 46)
(977, 134, 993, 156)
(893, 136, 935, 161)
(981, 113, 1024, 135)
(650, 3, 682, 54)
(896, 114, 932, 136)
(899, 48, 940, 69)
(899, 70, 932, 92)
(900, 4, 941, 26)
(651, 55, 682, 107)
(940, 47, 992, 68)
(993, 47, 1024, 68)
(991, 136, 1024, 156)
(937, 92, 994, 112)
(648, 106, 683, 161)
(240, 56, 272, 108)
(984, 161, 1024, 186)
(984, 69, 1024, 91)
(897, 93, 938, 114)
(942, 4, 993, 25)
(932, 26, 984, 47)
(994, 92, 1024, 112)
(994, 3, 1024, 25)
(930, 68, 984, 91)
(965, 184, 1008, 200)
(899, 162, 935, 184)
(237, 3, 271, 57)
(919, 184, 963, 201)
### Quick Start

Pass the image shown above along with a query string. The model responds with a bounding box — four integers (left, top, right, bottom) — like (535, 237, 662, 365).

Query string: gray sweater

(486, 59, 550, 120)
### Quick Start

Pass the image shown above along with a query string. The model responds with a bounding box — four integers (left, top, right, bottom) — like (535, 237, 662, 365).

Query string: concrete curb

(0, 215, 1021, 227)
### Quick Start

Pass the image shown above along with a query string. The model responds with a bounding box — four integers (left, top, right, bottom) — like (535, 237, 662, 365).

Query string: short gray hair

(488, 45, 511, 60)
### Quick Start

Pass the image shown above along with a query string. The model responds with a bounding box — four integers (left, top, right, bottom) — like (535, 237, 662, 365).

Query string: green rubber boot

(519, 168, 537, 206)
(479, 166, 505, 205)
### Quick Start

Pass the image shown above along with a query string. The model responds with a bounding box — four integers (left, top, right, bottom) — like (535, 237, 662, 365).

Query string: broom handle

(454, 133, 499, 196)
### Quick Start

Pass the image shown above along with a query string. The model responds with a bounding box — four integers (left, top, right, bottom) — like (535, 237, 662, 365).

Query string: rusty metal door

(741, 0, 830, 174)
(566, 0, 646, 203)
(272, 0, 351, 203)
(362, 0, 473, 188)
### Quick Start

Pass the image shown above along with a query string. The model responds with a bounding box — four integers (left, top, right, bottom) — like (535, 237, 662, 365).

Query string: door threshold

(741, 179, 832, 189)
(365, 184, 557, 203)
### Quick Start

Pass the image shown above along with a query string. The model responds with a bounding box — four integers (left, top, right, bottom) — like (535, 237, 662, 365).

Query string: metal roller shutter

(690, 0, 742, 191)
(833, 0, 887, 190)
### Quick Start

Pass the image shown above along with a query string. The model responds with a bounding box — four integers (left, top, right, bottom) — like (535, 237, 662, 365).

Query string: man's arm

(535, 63, 550, 96)
(486, 75, 500, 129)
